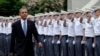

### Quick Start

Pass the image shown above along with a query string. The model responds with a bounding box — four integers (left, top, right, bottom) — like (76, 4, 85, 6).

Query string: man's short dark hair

(19, 7, 28, 13)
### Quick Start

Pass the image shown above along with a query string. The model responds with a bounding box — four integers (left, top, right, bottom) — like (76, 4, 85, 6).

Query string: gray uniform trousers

(2, 34, 6, 56)
(75, 36, 83, 56)
(95, 36, 100, 56)
(45, 36, 54, 56)
(36, 35, 45, 56)
(85, 37, 94, 56)
(68, 36, 75, 56)
(60, 35, 68, 56)
(0, 33, 4, 56)
(53, 35, 60, 56)
(5, 34, 11, 56)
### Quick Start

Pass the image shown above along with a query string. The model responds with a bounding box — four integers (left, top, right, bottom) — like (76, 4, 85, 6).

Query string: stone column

(67, 0, 72, 10)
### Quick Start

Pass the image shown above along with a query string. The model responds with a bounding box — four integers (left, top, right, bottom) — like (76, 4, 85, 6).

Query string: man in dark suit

(10, 8, 42, 56)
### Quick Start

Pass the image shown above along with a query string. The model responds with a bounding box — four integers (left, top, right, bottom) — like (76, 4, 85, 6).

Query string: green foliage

(63, 0, 67, 11)
(0, 0, 24, 16)
(0, 0, 67, 16)
(28, 0, 63, 15)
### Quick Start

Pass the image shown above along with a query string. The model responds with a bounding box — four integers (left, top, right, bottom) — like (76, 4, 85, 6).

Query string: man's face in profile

(19, 9, 28, 20)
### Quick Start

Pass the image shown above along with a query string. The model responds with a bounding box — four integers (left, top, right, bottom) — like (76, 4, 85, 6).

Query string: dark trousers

(36, 35, 45, 56)
(95, 36, 100, 56)
(60, 35, 68, 56)
(53, 35, 60, 56)
(68, 37, 75, 56)
(6, 34, 11, 56)
(0, 34, 4, 56)
(45, 36, 54, 56)
(85, 37, 94, 56)
(75, 36, 83, 56)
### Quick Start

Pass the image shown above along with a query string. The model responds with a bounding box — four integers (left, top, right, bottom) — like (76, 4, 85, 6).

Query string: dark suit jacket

(10, 20, 39, 56)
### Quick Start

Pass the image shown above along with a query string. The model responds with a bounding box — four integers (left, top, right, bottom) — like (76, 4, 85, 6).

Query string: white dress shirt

(43, 19, 48, 35)
(47, 19, 54, 36)
(0, 22, 3, 33)
(2, 22, 6, 34)
(37, 20, 44, 35)
(52, 19, 60, 35)
(93, 16, 100, 36)
(84, 17, 94, 37)
(67, 19, 75, 37)
(74, 18, 84, 36)
(59, 20, 68, 35)
(7, 22, 12, 34)
(21, 19, 27, 33)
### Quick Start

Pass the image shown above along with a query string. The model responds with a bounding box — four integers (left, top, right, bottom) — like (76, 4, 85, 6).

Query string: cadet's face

(68, 13, 73, 19)
(54, 15, 59, 19)
(86, 12, 91, 17)
(48, 15, 52, 19)
(19, 9, 28, 20)
(40, 16, 44, 20)
(0, 19, 1, 22)
(76, 12, 82, 18)
(61, 14, 65, 19)
(0, 18, 1, 21)
(0, 19, 3, 22)
(95, 10, 100, 16)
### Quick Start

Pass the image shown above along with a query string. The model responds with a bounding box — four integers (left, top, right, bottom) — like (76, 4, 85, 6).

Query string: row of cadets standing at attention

(32, 6, 100, 56)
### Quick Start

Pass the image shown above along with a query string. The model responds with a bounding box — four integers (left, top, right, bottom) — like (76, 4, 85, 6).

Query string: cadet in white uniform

(33, 15, 40, 56)
(42, 13, 49, 56)
(84, 9, 95, 56)
(93, 7, 100, 56)
(74, 9, 84, 56)
(4, 18, 9, 56)
(59, 11, 68, 56)
(6, 17, 13, 56)
(36, 14, 45, 56)
(46, 12, 54, 56)
(67, 10, 75, 56)
(52, 12, 60, 56)
(0, 17, 5, 56)
(1, 18, 7, 56)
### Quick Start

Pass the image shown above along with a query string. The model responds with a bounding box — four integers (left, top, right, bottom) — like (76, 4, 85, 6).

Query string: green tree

(63, 0, 67, 11)
(0, 0, 24, 16)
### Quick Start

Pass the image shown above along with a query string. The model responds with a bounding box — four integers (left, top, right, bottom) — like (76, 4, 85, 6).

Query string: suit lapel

(26, 20, 30, 36)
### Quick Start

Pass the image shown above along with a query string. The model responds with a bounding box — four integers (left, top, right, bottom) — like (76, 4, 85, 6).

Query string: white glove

(52, 40, 54, 44)
(44, 39, 46, 42)
(92, 43, 95, 48)
(66, 39, 69, 43)
(32, 40, 35, 43)
(73, 40, 76, 45)
(81, 41, 85, 44)
(57, 40, 61, 44)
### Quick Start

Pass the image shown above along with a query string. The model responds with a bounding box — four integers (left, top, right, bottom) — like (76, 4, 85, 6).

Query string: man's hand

(38, 42, 43, 48)
(10, 53, 14, 56)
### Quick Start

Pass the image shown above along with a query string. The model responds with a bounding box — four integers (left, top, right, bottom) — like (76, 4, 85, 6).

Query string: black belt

(62, 35, 68, 37)
(95, 35, 100, 37)
(54, 35, 59, 37)
(76, 36, 83, 37)
(0, 33, 5, 35)
(68, 36, 74, 38)
(39, 35, 44, 36)
(47, 35, 53, 37)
